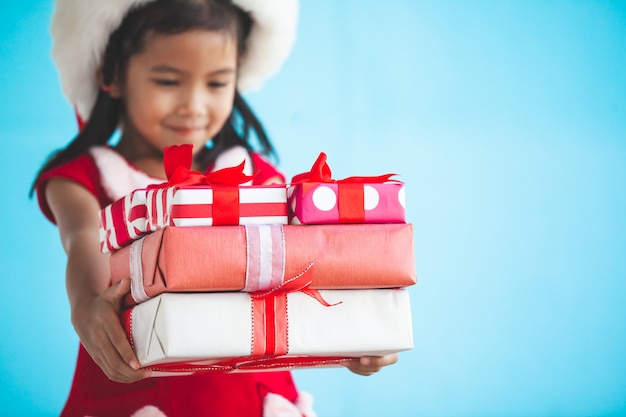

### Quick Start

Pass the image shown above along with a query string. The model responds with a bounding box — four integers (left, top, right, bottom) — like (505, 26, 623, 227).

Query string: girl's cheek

(150, 94, 176, 114)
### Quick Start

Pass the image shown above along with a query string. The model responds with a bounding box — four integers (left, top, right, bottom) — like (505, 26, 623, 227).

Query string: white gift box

(123, 288, 414, 373)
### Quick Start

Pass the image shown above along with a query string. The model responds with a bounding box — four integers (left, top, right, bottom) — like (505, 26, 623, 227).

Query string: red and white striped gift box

(99, 185, 289, 253)
(99, 189, 149, 254)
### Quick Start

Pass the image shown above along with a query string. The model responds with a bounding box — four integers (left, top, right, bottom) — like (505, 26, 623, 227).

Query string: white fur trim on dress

(129, 405, 168, 417)
(89, 146, 162, 201)
(263, 391, 317, 417)
(89, 145, 254, 200)
(51, 0, 299, 122)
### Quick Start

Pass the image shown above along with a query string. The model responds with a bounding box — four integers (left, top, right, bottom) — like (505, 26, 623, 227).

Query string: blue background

(1, 1, 625, 416)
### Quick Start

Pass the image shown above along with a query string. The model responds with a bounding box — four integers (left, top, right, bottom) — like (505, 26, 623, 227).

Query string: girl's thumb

(114, 278, 131, 298)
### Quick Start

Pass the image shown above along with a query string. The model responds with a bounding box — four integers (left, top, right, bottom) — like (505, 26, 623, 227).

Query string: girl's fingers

(101, 300, 153, 382)
(107, 316, 141, 370)
(102, 278, 130, 307)
(87, 286, 151, 383)
(361, 354, 399, 368)
(345, 354, 399, 376)
(96, 333, 150, 382)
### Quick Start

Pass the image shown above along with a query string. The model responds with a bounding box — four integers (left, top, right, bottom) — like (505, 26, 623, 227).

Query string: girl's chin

(167, 127, 209, 139)
(166, 135, 210, 148)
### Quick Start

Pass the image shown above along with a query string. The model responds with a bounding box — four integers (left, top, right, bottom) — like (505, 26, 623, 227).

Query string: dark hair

(31, 0, 277, 195)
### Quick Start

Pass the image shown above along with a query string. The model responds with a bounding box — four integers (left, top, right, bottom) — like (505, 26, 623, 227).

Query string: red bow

(250, 264, 339, 357)
(251, 263, 337, 307)
(291, 152, 400, 223)
(149, 144, 254, 189)
(291, 152, 398, 184)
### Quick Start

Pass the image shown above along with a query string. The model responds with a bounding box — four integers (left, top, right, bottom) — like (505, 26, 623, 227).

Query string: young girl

(33, 0, 398, 415)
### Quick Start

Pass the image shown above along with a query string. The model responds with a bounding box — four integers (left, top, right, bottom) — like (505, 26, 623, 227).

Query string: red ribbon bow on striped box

(99, 145, 289, 253)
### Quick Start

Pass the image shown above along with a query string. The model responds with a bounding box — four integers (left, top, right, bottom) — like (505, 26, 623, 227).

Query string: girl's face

(111, 29, 237, 164)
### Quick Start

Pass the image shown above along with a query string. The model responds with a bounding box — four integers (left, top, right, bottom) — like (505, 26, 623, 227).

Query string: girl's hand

(46, 179, 150, 383)
(72, 278, 151, 383)
(345, 354, 399, 376)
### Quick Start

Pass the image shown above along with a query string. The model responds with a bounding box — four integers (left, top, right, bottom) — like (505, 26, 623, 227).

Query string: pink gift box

(99, 185, 288, 253)
(122, 287, 413, 375)
(288, 152, 406, 225)
(288, 181, 406, 225)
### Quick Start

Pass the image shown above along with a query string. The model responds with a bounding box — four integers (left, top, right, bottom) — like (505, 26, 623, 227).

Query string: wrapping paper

(99, 189, 149, 253)
(122, 287, 413, 374)
(110, 223, 417, 305)
(288, 152, 405, 224)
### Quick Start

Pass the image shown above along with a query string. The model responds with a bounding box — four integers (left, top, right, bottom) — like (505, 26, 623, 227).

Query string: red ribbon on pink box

(288, 152, 406, 225)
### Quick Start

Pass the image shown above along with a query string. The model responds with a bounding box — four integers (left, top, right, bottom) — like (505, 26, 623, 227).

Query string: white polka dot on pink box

(288, 152, 406, 225)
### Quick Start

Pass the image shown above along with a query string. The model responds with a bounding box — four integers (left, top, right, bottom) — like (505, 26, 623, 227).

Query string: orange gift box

(110, 223, 417, 306)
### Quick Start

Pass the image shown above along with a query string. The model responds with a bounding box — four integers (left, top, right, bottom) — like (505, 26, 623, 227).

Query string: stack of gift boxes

(99, 146, 416, 375)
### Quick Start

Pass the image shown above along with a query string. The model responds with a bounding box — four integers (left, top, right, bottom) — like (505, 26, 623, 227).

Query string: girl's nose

(177, 86, 208, 117)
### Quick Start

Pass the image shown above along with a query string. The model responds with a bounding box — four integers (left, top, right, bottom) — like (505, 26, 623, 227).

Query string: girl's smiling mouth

(168, 125, 206, 136)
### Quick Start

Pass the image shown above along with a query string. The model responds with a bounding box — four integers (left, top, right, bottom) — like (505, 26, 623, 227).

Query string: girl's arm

(46, 178, 151, 383)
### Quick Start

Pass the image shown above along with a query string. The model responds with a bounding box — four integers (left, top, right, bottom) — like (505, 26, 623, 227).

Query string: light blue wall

(1, 1, 625, 416)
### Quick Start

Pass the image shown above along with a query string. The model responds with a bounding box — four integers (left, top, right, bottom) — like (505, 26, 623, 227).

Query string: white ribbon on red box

(128, 225, 301, 304)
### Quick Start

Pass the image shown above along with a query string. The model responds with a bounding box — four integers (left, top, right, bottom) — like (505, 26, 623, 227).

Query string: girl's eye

(208, 81, 227, 88)
(153, 79, 179, 87)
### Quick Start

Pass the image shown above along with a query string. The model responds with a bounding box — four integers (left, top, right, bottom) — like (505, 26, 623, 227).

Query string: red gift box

(110, 223, 417, 306)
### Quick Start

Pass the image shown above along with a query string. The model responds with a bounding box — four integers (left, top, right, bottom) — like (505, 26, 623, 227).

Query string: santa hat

(50, 0, 299, 124)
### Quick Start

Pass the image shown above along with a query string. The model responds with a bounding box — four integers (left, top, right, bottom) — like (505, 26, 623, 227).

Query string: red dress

(36, 146, 310, 417)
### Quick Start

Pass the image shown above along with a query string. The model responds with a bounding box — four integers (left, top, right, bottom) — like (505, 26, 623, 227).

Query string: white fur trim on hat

(50, 0, 299, 122)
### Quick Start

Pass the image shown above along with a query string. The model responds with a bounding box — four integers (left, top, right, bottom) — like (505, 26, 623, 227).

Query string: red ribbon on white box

(101, 185, 288, 253)
(129, 269, 342, 373)
(145, 187, 287, 229)
(250, 263, 325, 357)
(143, 355, 352, 374)
(146, 186, 242, 229)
